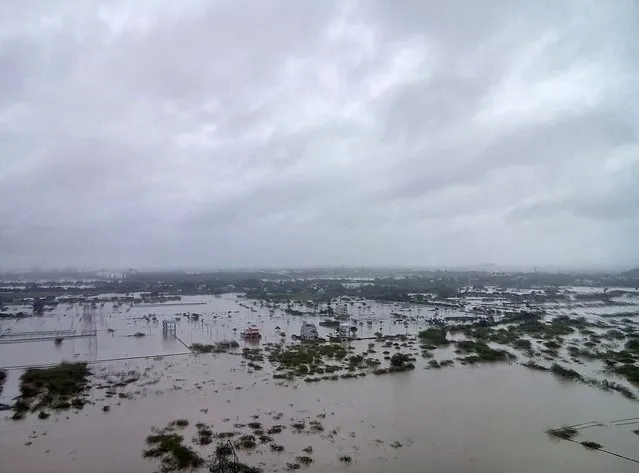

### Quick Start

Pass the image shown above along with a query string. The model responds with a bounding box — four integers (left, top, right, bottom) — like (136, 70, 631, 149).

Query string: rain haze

(1, 0, 638, 271)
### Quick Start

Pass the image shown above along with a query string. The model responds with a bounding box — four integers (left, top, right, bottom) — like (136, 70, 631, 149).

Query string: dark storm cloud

(0, 0, 637, 270)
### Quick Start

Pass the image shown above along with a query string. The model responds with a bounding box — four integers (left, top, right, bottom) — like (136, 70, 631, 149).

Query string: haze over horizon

(1, 1, 638, 270)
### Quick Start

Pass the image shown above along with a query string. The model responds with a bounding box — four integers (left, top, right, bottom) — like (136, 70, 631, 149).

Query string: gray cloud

(1, 0, 638, 270)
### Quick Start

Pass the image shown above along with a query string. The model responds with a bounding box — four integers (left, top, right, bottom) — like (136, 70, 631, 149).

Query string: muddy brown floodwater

(1, 294, 638, 472)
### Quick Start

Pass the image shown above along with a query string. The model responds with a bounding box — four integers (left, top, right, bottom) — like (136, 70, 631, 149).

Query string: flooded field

(1, 292, 638, 472)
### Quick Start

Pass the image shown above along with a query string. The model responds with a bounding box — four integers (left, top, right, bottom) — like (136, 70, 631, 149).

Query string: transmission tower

(82, 303, 98, 361)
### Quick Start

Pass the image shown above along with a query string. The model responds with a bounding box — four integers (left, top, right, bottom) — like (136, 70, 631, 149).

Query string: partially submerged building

(335, 303, 349, 320)
(300, 322, 319, 341)
(32, 298, 45, 314)
(338, 323, 355, 339)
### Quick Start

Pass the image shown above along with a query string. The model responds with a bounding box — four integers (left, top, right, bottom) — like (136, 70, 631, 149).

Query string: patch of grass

(543, 340, 562, 349)
(338, 455, 352, 463)
(455, 340, 515, 363)
(171, 419, 189, 429)
(16, 362, 90, 416)
(0, 369, 6, 397)
(267, 425, 284, 435)
(291, 421, 306, 432)
(581, 441, 602, 450)
(234, 434, 257, 450)
(513, 338, 532, 350)
(268, 343, 348, 379)
(191, 343, 218, 354)
(547, 426, 578, 440)
(270, 443, 285, 452)
(215, 442, 234, 458)
(309, 420, 324, 432)
(550, 363, 583, 381)
(296, 456, 313, 465)
(612, 363, 639, 383)
(243, 348, 265, 362)
(144, 432, 203, 472)
(418, 328, 449, 347)
(196, 424, 213, 445)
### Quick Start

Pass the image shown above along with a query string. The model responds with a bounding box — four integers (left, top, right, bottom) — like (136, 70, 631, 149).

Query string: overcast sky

(1, 1, 638, 271)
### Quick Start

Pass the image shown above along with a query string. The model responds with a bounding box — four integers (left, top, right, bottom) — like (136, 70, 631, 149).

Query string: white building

(338, 323, 354, 339)
(300, 322, 319, 341)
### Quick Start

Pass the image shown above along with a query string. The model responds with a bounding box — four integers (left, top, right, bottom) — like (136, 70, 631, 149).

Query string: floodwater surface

(1, 294, 638, 472)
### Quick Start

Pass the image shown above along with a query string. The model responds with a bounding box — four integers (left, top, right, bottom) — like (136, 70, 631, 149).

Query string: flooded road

(1, 294, 638, 472)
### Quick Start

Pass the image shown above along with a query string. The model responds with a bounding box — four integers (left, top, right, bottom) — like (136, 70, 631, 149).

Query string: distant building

(335, 303, 349, 320)
(300, 322, 319, 341)
(33, 298, 45, 314)
(338, 323, 354, 339)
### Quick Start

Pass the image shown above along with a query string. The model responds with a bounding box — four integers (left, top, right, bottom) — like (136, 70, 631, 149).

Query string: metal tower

(82, 303, 98, 361)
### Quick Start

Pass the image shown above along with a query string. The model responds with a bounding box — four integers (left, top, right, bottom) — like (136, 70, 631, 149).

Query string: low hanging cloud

(1, 0, 637, 270)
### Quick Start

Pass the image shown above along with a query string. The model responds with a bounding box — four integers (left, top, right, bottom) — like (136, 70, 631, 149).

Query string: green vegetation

(581, 441, 602, 450)
(268, 343, 348, 379)
(390, 353, 414, 367)
(296, 456, 313, 465)
(522, 361, 548, 371)
(191, 340, 240, 354)
(234, 434, 257, 450)
(455, 341, 515, 363)
(547, 426, 578, 440)
(513, 338, 532, 350)
(291, 421, 306, 431)
(418, 328, 449, 348)
(612, 364, 639, 383)
(243, 348, 264, 362)
(372, 361, 415, 375)
(309, 420, 324, 432)
(550, 363, 582, 381)
(191, 343, 216, 353)
(144, 432, 203, 472)
(14, 362, 90, 417)
(171, 419, 189, 428)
